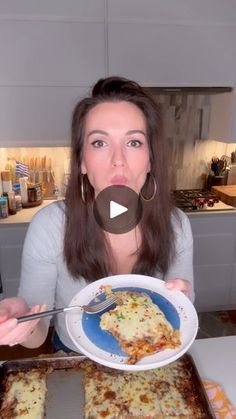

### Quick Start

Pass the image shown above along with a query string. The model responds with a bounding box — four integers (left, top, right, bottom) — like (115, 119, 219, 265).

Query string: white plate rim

(65, 274, 198, 371)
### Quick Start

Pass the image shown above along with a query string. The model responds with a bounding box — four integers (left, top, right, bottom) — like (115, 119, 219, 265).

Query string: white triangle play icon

(110, 200, 128, 219)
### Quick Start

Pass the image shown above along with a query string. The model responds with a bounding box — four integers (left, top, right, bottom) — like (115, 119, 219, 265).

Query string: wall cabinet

(107, 0, 236, 87)
(0, 86, 89, 147)
(107, 23, 235, 87)
(0, 0, 105, 147)
(1, 0, 236, 145)
(0, 224, 28, 299)
(189, 212, 236, 312)
(209, 91, 236, 143)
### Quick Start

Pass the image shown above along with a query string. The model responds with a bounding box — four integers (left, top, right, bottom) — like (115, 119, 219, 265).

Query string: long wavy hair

(64, 76, 175, 281)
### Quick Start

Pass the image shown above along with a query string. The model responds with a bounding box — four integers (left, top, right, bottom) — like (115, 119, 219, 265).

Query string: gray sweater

(18, 201, 194, 352)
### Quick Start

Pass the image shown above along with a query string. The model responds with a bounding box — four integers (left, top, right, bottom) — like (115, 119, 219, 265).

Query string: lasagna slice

(81, 358, 207, 419)
(0, 369, 48, 419)
(100, 291, 180, 364)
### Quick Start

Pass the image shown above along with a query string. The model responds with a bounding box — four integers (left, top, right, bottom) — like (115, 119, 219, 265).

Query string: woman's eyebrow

(126, 129, 146, 136)
(87, 129, 108, 138)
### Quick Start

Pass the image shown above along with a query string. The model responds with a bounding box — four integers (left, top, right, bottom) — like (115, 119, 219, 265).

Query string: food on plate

(81, 357, 207, 418)
(0, 369, 49, 418)
(100, 290, 180, 364)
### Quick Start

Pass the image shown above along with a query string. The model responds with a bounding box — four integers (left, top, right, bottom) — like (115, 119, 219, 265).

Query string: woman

(0, 77, 194, 351)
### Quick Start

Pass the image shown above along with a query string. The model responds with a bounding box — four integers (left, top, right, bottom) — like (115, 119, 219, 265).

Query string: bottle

(0, 197, 9, 218)
(19, 177, 28, 204)
(1, 170, 12, 193)
(7, 189, 17, 215)
(15, 195, 22, 211)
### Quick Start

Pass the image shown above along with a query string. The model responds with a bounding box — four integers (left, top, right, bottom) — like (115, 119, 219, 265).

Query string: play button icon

(110, 201, 128, 219)
(93, 185, 143, 234)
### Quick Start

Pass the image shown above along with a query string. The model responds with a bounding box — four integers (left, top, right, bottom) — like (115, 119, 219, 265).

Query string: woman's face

(81, 101, 150, 195)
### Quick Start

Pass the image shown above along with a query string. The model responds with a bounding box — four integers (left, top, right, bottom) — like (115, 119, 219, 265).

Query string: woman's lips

(110, 176, 128, 185)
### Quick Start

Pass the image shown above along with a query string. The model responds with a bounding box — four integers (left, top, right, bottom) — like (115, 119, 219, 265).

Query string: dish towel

(203, 380, 236, 418)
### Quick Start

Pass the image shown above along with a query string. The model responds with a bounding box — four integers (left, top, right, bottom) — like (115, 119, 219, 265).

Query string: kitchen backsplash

(154, 93, 235, 189)
(0, 147, 70, 196)
(1, 93, 236, 194)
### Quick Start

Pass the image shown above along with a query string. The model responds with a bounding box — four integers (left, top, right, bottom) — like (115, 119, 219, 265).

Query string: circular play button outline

(93, 185, 143, 234)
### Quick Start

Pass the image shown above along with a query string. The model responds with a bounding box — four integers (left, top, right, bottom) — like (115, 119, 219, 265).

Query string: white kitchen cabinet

(208, 91, 236, 143)
(108, 0, 236, 24)
(0, 0, 104, 19)
(107, 0, 236, 86)
(189, 212, 236, 311)
(0, 86, 89, 147)
(0, 2, 106, 147)
(0, 21, 105, 87)
(107, 23, 235, 87)
(0, 223, 28, 299)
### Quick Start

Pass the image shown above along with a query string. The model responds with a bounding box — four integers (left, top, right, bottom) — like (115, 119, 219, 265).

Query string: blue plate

(82, 286, 180, 355)
(66, 274, 198, 371)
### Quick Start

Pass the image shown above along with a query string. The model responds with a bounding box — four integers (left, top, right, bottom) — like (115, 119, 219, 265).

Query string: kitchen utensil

(17, 294, 117, 323)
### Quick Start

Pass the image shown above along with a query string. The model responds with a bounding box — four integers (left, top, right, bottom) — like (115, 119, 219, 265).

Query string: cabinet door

(194, 265, 233, 311)
(108, 0, 236, 86)
(0, 86, 88, 146)
(0, 15, 105, 146)
(189, 214, 236, 311)
(0, 0, 104, 19)
(108, 23, 235, 86)
(229, 264, 236, 305)
(209, 91, 236, 143)
(0, 225, 28, 299)
(108, 0, 236, 24)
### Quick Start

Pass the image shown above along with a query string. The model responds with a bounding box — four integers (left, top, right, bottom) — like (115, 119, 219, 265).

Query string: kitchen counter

(0, 199, 61, 224)
(189, 336, 236, 408)
(0, 197, 235, 225)
(187, 207, 236, 217)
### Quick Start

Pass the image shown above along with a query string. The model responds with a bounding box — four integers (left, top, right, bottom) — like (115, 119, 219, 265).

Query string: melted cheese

(83, 361, 204, 418)
(100, 291, 180, 363)
(1, 371, 47, 418)
(100, 292, 173, 342)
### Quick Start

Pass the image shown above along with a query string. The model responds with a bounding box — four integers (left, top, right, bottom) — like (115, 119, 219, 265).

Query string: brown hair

(64, 76, 175, 281)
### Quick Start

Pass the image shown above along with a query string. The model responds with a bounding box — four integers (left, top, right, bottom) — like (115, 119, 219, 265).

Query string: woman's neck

(105, 228, 141, 275)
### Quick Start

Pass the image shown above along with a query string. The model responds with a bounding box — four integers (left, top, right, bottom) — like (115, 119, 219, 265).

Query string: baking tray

(0, 353, 215, 418)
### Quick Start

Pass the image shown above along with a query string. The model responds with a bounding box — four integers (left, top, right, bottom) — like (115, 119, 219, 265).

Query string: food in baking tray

(100, 290, 180, 363)
(0, 369, 49, 418)
(81, 357, 208, 418)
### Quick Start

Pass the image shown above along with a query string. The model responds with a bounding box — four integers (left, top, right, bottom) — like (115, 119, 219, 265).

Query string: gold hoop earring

(140, 173, 157, 202)
(81, 174, 86, 204)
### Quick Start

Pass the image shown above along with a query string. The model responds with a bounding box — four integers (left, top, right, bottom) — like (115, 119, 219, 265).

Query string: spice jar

(8, 189, 17, 215)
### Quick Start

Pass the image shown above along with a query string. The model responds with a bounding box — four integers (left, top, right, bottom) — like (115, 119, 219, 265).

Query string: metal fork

(16, 294, 117, 323)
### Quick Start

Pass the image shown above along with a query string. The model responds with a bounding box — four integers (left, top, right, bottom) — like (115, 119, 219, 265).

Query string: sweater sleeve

(18, 202, 64, 313)
(164, 209, 195, 302)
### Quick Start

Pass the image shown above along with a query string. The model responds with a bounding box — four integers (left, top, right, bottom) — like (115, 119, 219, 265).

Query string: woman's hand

(165, 279, 191, 298)
(0, 297, 47, 346)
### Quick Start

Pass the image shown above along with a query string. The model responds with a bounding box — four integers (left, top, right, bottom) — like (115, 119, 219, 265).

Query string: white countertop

(0, 198, 235, 225)
(189, 336, 236, 407)
(0, 199, 59, 224)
